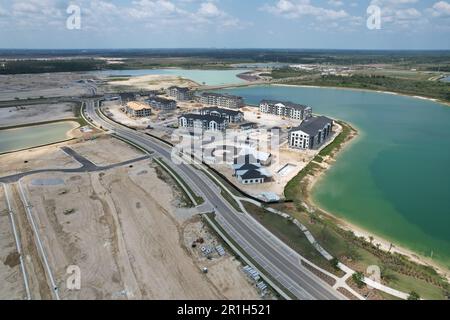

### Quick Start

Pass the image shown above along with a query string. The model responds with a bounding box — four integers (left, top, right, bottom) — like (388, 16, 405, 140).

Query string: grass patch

(284, 162, 321, 202)
(221, 189, 242, 212)
(319, 121, 354, 158)
(242, 201, 341, 275)
(387, 272, 447, 300)
(290, 208, 449, 300)
(74, 102, 89, 127)
(269, 67, 314, 79)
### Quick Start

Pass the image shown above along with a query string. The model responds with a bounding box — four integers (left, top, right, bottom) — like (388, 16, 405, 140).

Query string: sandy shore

(302, 123, 450, 282)
(65, 121, 82, 139)
(104, 74, 199, 91)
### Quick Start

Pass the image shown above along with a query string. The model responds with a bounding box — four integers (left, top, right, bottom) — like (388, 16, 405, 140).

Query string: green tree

(408, 291, 420, 300)
(352, 272, 365, 288)
(330, 258, 340, 271)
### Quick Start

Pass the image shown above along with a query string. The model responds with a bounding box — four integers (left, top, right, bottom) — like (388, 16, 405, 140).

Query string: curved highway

(84, 99, 344, 300)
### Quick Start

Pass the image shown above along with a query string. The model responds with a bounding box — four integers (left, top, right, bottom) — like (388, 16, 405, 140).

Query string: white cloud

(262, 0, 351, 20)
(261, 0, 363, 31)
(198, 2, 221, 17)
(427, 1, 450, 17)
(369, 0, 426, 29)
(0, 0, 244, 33)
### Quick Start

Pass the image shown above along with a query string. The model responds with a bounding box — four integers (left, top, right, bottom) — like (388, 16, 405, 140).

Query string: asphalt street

(85, 99, 344, 300)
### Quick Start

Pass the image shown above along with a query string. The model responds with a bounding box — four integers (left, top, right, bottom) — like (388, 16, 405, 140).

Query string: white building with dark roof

(289, 116, 334, 150)
(199, 107, 244, 123)
(178, 114, 228, 131)
(166, 86, 193, 101)
(148, 97, 177, 111)
(200, 93, 244, 109)
(260, 100, 312, 120)
(232, 162, 271, 184)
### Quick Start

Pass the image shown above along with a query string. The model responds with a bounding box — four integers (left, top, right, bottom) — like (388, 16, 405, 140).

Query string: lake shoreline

(300, 120, 450, 281)
(272, 83, 450, 108)
(0, 121, 80, 155)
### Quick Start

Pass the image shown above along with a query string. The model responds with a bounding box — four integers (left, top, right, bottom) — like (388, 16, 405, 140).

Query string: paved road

(84, 99, 344, 300)
(0, 147, 150, 183)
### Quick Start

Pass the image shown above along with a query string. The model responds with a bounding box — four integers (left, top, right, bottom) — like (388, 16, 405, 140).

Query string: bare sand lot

(0, 103, 76, 128)
(0, 143, 81, 177)
(0, 188, 25, 300)
(242, 107, 303, 129)
(0, 135, 142, 178)
(11, 156, 259, 300)
(0, 73, 94, 101)
(103, 74, 198, 92)
(68, 135, 144, 166)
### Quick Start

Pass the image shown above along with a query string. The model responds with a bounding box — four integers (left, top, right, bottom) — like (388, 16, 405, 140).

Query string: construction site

(0, 134, 266, 300)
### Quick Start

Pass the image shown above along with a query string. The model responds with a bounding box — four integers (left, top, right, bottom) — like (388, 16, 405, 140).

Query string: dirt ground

(182, 218, 262, 300)
(242, 107, 303, 130)
(0, 73, 95, 101)
(0, 143, 81, 177)
(0, 135, 143, 179)
(0, 188, 26, 300)
(9, 156, 259, 300)
(0, 103, 76, 128)
(68, 135, 144, 166)
(103, 74, 198, 92)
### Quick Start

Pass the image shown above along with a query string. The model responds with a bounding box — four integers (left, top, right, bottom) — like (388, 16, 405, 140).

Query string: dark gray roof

(240, 122, 257, 127)
(290, 116, 333, 136)
(201, 92, 243, 100)
(202, 107, 242, 116)
(179, 113, 227, 124)
(260, 99, 310, 111)
(149, 97, 176, 104)
(240, 169, 267, 180)
(168, 86, 190, 93)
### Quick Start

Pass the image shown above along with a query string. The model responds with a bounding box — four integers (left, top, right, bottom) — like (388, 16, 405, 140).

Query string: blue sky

(0, 0, 449, 49)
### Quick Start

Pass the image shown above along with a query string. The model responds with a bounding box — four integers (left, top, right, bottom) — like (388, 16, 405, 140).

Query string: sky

(0, 0, 449, 50)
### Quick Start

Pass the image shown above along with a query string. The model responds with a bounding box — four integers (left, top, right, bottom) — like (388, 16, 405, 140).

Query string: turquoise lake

(95, 69, 249, 86)
(0, 122, 76, 154)
(219, 85, 450, 269)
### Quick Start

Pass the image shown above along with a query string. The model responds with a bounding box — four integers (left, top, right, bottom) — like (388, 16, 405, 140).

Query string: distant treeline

(0, 59, 107, 74)
(1, 48, 450, 67)
(286, 75, 450, 102)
